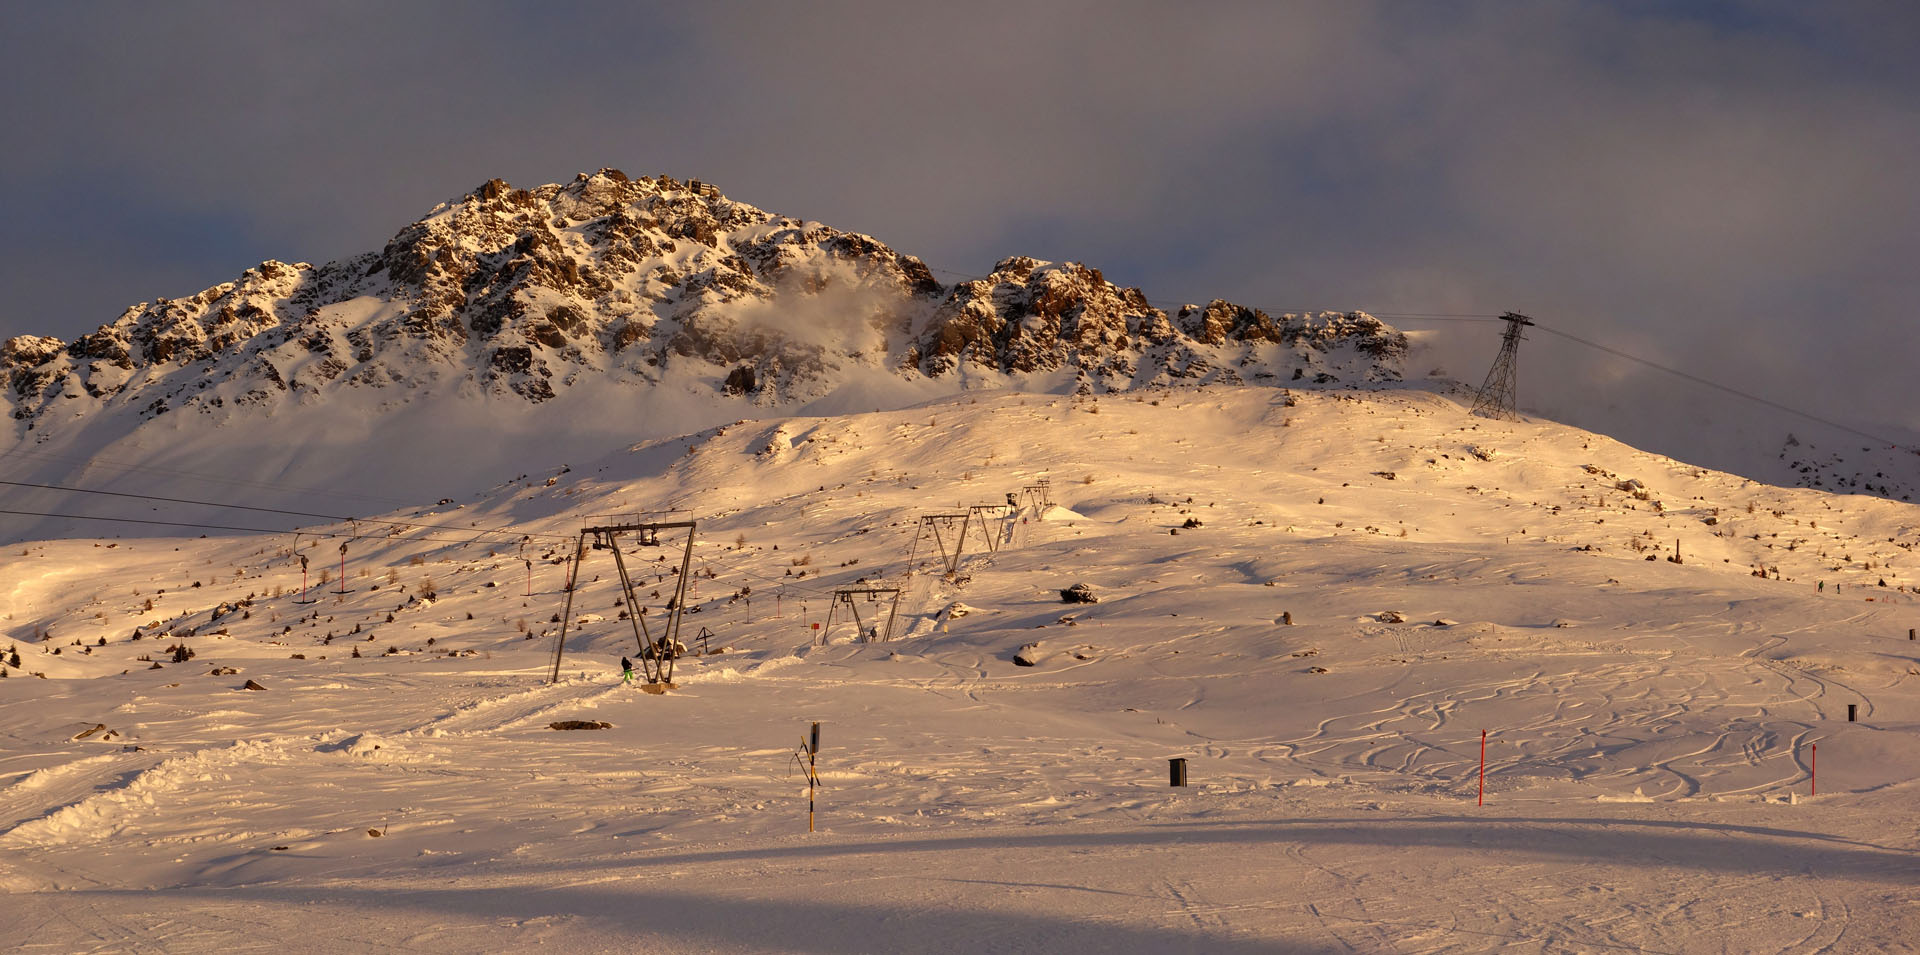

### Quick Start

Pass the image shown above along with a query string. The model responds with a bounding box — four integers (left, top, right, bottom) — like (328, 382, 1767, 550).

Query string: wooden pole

(1478, 730, 1487, 806)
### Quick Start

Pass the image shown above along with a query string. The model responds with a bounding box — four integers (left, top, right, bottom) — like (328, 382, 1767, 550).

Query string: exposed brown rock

(0, 172, 1406, 431)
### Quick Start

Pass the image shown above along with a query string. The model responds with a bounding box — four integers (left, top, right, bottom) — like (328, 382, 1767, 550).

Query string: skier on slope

(620, 656, 635, 685)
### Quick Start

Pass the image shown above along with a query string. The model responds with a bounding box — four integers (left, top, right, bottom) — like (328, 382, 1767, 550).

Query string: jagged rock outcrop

(1, 170, 1406, 431)
(909, 255, 1405, 391)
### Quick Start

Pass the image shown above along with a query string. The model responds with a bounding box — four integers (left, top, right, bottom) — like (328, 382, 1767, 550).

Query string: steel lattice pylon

(1470, 312, 1535, 420)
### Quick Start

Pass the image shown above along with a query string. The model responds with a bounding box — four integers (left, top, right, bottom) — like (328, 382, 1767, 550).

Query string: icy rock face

(910, 256, 1406, 392)
(1, 169, 1407, 429)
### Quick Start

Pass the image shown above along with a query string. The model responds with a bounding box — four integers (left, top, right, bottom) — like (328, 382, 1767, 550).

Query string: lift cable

(0, 479, 573, 542)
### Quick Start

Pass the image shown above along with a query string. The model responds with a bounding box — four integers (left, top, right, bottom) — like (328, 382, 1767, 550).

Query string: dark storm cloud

(1, 1, 1914, 459)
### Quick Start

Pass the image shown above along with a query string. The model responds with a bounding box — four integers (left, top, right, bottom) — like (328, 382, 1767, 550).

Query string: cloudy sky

(2, 1, 1914, 464)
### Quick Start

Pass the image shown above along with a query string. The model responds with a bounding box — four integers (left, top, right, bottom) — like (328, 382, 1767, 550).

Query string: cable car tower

(1470, 312, 1534, 420)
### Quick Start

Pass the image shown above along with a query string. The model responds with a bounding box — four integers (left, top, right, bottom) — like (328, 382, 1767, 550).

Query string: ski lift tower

(549, 520, 697, 686)
(1470, 312, 1534, 420)
(822, 587, 904, 644)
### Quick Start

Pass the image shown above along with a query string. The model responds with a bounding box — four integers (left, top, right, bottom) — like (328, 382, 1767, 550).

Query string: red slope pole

(1479, 730, 1487, 806)
(1811, 742, 1817, 796)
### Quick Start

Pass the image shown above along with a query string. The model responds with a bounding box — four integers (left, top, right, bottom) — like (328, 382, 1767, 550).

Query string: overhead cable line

(924, 262, 1509, 325)
(1367, 317, 1512, 326)
(941, 261, 1908, 453)
(0, 445, 419, 507)
(1532, 326, 1915, 452)
(0, 479, 573, 543)
(0, 508, 518, 546)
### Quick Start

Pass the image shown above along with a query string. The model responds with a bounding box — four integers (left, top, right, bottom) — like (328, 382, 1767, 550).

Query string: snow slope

(0, 171, 1408, 543)
(4, 386, 1919, 952)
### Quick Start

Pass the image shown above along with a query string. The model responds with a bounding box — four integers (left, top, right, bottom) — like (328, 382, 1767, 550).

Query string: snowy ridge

(1, 170, 1406, 418)
(0, 171, 1406, 536)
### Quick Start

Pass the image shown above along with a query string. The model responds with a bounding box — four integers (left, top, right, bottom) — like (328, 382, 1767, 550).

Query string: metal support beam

(1471, 312, 1534, 420)
(548, 521, 698, 685)
(966, 503, 1012, 554)
(822, 587, 904, 643)
(910, 513, 971, 576)
(549, 531, 589, 683)
(1021, 478, 1053, 511)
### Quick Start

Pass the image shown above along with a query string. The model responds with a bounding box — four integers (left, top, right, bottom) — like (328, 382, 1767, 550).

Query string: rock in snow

(1059, 583, 1099, 604)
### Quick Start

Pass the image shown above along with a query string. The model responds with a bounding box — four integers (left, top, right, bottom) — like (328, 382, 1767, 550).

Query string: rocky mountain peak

(2, 171, 1407, 432)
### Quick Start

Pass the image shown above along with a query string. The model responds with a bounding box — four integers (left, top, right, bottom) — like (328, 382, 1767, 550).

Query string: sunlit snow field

(5, 387, 1918, 952)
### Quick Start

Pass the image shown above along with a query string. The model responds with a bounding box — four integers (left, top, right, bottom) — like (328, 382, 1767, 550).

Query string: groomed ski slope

(4, 386, 1918, 953)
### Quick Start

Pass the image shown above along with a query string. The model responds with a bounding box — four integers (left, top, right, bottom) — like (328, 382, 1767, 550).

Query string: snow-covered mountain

(12, 172, 1920, 952)
(10, 167, 1913, 539)
(5, 386, 1919, 951)
(0, 170, 1410, 535)
(1, 171, 1405, 423)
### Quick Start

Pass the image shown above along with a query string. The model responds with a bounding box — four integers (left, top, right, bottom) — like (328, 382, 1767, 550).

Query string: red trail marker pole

(1478, 730, 1487, 806)
(1811, 742, 1817, 796)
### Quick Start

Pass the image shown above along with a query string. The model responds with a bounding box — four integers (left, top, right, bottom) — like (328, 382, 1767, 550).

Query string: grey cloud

(1, 1, 1914, 471)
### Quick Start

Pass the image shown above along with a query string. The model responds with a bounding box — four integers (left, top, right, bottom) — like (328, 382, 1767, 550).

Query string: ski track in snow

(4, 387, 1920, 951)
